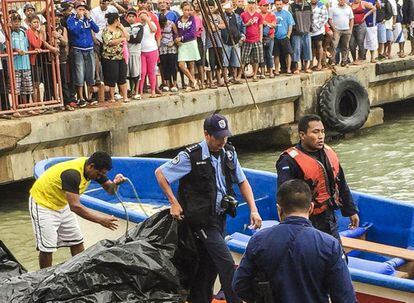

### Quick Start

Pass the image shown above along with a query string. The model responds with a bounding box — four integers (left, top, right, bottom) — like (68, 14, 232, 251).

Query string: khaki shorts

(29, 196, 83, 253)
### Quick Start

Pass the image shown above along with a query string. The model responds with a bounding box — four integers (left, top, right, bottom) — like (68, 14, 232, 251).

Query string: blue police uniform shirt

(233, 216, 357, 303)
(159, 140, 247, 213)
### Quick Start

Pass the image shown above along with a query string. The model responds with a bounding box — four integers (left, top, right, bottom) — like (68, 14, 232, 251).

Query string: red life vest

(284, 145, 341, 215)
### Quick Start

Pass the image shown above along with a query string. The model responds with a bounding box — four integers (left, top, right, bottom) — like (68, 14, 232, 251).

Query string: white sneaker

(133, 94, 142, 100)
(114, 93, 122, 100)
(162, 86, 170, 92)
(170, 87, 178, 92)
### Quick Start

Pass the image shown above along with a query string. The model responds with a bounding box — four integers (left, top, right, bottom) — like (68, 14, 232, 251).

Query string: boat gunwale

(33, 157, 414, 294)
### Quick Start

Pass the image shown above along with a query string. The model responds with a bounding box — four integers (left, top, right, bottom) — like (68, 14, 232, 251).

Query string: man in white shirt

(20, 2, 47, 30)
(90, 0, 120, 42)
(328, 0, 354, 66)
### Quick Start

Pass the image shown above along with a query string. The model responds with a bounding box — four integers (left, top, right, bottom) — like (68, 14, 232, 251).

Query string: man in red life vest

(276, 114, 359, 241)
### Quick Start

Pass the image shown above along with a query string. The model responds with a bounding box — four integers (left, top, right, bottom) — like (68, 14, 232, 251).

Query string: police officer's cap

(204, 114, 232, 138)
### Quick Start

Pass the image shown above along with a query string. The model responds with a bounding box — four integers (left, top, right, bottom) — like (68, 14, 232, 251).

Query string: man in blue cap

(155, 113, 262, 303)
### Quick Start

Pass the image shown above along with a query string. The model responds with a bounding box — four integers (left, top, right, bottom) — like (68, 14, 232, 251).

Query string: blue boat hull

(34, 157, 414, 302)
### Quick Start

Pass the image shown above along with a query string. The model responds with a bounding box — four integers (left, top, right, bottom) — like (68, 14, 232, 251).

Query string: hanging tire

(318, 75, 370, 133)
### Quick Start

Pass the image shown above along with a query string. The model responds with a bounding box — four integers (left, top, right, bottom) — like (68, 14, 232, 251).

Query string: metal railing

(0, 0, 63, 116)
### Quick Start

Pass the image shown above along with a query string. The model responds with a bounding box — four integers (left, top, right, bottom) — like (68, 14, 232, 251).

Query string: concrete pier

(1, 57, 414, 184)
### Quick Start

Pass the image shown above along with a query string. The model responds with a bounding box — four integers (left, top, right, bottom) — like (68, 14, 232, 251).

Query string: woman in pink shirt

(192, 2, 206, 89)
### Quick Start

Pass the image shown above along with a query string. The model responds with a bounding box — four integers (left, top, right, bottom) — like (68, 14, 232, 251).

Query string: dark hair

(10, 13, 22, 22)
(277, 179, 312, 213)
(87, 151, 113, 170)
(28, 13, 40, 23)
(181, 1, 191, 9)
(105, 12, 119, 25)
(207, 0, 215, 6)
(298, 114, 322, 133)
(158, 13, 167, 28)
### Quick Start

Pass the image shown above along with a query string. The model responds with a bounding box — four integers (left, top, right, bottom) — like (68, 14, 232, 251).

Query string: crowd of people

(1, 0, 414, 114)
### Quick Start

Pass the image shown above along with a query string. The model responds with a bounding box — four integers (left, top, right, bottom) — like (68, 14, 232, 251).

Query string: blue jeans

(262, 38, 274, 68)
(291, 33, 312, 62)
(223, 44, 241, 68)
(350, 22, 367, 61)
(72, 48, 95, 87)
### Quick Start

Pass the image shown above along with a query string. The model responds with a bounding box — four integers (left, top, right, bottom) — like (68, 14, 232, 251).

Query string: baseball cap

(126, 8, 138, 16)
(23, 2, 35, 11)
(203, 114, 232, 138)
(247, 0, 257, 3)
(75, 2, 88, 9)
(55, 9, 64, 17)
(222, 1, 233, 9)
(61, 2, 74, 11)
(259, 0, 269, 5)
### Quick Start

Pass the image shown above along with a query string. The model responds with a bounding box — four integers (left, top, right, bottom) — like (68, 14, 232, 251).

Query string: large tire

(318, 75, 370, 133)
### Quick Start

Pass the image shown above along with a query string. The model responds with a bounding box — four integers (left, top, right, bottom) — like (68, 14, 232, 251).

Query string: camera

(220, 195, 238, 218)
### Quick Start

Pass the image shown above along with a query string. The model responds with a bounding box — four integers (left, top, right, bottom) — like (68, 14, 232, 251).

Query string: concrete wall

(1, 57, 414, 184)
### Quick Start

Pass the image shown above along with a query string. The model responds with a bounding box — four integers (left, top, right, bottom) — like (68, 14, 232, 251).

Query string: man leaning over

(29, 151, 123, 269)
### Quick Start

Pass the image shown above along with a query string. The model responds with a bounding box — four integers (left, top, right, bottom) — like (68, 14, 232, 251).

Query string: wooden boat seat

(341, 237, 414, 262)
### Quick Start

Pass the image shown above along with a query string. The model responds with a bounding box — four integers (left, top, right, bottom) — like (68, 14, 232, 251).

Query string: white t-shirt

(18, 8, 47, 28)
(141, 22, 158, 52)
(385, 0, 397, 30)
(91, 5, 118, 42)
(329, 4, 354, 30)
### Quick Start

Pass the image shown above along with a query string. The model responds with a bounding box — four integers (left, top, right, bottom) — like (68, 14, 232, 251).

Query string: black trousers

(0, 69, 9, 111)
(160, 53, 178, 83)
(310, 208, 341, 242)
(60, 62, 71, 105)
(188, 214, 241, 303)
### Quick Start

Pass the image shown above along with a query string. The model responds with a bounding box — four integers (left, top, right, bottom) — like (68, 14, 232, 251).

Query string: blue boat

(34, 157, 414, 303)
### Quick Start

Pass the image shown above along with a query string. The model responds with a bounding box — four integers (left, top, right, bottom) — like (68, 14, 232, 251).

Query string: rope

(114, 177, 148, 243)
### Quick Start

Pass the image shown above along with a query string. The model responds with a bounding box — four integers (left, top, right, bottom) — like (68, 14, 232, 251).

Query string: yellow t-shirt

(30, 158, 91, 211)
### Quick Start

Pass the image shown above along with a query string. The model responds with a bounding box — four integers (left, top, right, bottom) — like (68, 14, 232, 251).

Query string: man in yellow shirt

(29, 151, 124, 268)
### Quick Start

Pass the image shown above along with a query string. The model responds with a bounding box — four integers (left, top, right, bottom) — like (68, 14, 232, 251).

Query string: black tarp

(0, 240, 27, 280)
(0, 209, 199, 302)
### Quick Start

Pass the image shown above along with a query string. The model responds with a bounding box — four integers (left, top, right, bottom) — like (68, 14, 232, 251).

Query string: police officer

(276, 115, 359, 241)
(155, 114, 262, 303)
(233, 179, 357, 303)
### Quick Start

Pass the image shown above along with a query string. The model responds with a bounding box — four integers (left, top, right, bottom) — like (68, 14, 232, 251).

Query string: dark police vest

(178, 143, 237, 227)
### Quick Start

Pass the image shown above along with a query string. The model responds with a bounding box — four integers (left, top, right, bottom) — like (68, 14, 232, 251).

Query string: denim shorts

(72, 48, 95, 87)
(291, 33, 312, 62)
(377, 23, 386, 44)
(222, 44, 241, 68)
(386, 29, 394, 42)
